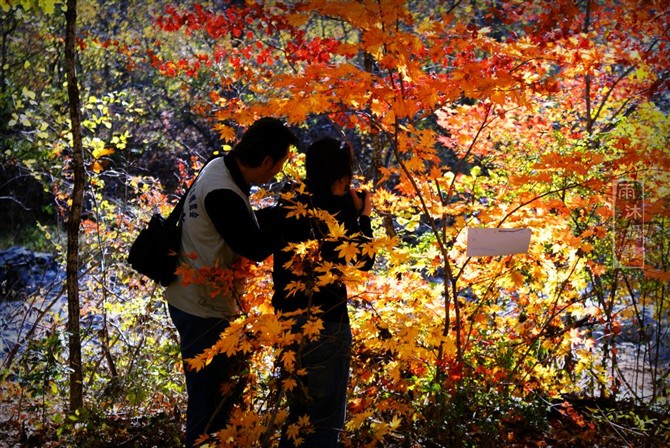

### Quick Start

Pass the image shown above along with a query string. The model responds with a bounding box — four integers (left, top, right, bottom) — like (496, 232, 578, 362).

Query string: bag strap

(164, 152, 224, 228)
(165, 188, 189, 227)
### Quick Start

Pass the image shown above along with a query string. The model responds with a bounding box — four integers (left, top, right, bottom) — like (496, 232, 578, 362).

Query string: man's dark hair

(230, 117, 299, 167)
(305, 137, 353, 196)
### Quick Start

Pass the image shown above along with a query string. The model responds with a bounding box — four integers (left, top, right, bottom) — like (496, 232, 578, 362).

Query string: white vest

(165, 157, 254, 318)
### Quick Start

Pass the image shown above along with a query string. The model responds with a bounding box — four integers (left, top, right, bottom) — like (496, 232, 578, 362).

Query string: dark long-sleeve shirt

(203, 155, 280, 262)
(265, 185, 375, 323)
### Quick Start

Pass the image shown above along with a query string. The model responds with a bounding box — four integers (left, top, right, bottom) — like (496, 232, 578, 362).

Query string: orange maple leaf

(336, 241, 360, 264)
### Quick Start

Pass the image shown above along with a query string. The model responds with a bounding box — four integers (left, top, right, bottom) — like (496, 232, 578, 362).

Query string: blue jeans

(169, 305, 247, 448)
(279, 318, 352, 448)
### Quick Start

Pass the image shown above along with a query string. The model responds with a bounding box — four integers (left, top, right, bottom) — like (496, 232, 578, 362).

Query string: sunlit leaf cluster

(1, 0, 668, 446)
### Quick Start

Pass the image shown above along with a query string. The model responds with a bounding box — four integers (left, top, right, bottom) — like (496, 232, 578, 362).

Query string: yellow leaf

(510, 271, 524, 288)
(92, 146, 115, 159)
(389, 415, 402, 430)
(22, 86, 35, 100)
(284, 280, 308, 298)
(194, 434, 211, 446)
(239, 339, 253, 354)
(303, 318, 324, 339)
(286, 201, 309, 219)
(336, 241, 359, 264)
(185, 354, 211, 372)
(214, 123, 236, 142)
(213, 328, 240, 357)
(324, 218, 347, 239)
(286, 240, 318, 256)
(361, 240, 380, 259)
(286, 423, 301, 441)
(316, 269, 337, 287)
(285, 11, 308, 27)
(281, 350, 296, 371)
(259, 314, 283, 337)
(41, 0, 56, 14)
(282, 377, 297, 392)
(346, 410, 373, 431)
(91, 161, 104, 173)
(372, 421, 390, 440)
(297, 414, 311, 428)
(580, 242, 594, 253)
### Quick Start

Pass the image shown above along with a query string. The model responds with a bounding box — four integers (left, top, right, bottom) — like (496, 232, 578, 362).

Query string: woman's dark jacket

(260, 185, 375, 323)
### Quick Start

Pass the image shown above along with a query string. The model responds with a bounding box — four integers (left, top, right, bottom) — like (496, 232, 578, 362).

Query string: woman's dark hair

(230, 117, 299, 167)
(305, 138, 353, 196)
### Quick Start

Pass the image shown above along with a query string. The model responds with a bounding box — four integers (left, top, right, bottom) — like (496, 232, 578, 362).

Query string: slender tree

(64, 0, 84, 412)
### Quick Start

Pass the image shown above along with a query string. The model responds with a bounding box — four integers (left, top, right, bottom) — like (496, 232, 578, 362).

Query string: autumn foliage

(1, 0, 669, 447)
(138, 0, 670, 445)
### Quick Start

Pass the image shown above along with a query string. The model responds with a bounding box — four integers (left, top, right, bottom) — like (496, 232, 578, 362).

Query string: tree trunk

(65, 0, 84, 412)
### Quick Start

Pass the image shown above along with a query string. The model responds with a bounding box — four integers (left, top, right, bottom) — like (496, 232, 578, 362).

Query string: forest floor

(0, 396, 667, 448)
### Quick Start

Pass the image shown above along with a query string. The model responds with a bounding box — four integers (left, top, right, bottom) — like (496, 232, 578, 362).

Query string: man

(166, 117, 298, 447)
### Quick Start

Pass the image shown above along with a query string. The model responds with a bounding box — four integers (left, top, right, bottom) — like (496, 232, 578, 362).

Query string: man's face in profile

(257, 153, 290, 184)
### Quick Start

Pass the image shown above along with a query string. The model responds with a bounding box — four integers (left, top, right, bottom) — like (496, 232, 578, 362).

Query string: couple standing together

(165, 117, 375, 447)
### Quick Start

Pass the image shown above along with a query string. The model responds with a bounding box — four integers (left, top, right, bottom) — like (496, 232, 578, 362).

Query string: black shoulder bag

(128, 155, 223, 286)
(127, 190, 189, 286)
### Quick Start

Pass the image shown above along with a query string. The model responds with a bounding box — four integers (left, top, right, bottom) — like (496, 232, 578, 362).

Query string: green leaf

(22, 86, 36, 100)
(41, 0, 57, 14)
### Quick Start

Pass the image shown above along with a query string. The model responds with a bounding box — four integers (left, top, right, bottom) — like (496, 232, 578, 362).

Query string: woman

(271, 137, 375, 447)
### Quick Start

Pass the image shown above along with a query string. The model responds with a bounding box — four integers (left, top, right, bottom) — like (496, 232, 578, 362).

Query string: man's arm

(204, 189, 281, 262)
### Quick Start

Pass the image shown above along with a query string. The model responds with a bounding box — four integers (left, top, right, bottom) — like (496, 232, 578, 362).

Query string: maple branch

(446, 103, 495, 203)
(509, 57, 553, 74)
(445, 105, 497, 286)
(388, 116, 463, 366)
(593, 36, 661, 133)
(510, 256, 585, 392)
(389, 127, 448, 261)
(591, 65, 637, 129)
(261, 30, 300, 75)
(585, 73, 593, 134)
(583, 0, 592, 32)
(584, 0, 593, 134)
(445, 0, 465, 14)
(0, 195, 30, 210)
(496, 181, 581, 228)
(462, 264, 511, 351)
